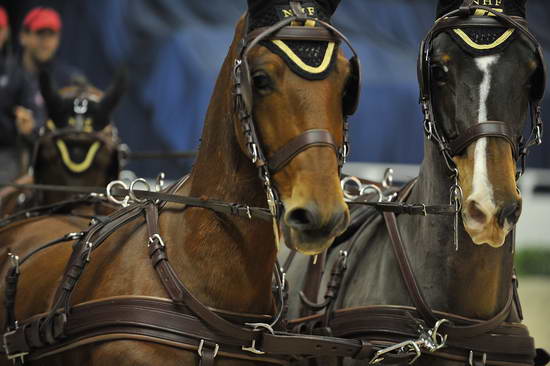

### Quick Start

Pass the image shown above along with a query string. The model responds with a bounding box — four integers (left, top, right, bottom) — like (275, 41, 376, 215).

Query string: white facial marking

(469, 55, 501, 227)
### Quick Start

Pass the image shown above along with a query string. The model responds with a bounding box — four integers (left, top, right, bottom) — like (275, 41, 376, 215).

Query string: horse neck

(403, 139, 514, 319)
(165, 25, 277, 315)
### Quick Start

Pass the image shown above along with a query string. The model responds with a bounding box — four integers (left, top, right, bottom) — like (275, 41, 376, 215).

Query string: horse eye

(431, 64, 448, 85)
(252, 72, 272, 91)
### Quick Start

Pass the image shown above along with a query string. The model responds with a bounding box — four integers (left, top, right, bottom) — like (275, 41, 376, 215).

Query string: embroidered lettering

(282, 9, 294, 17)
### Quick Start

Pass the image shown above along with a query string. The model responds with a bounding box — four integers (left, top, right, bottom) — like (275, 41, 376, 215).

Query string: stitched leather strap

(246, 26, 339, 43)
(267, 129, 338, 172)
(383, 211, 515, 338)
(289, 306, 536, 366)
(447, 122, 518, 157)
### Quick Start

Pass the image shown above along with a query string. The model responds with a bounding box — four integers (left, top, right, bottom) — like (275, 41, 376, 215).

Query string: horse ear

(39, 69, 66, 128)
(95, 70, 126, 130)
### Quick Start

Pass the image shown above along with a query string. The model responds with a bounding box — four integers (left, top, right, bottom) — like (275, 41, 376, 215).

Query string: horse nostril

(498, 202, 522, 227)
(285, 207, 319, 231)
(466, 200, 487, 225)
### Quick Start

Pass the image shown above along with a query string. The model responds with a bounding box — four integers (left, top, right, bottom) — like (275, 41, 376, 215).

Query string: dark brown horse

(0, 7, 355, 366)
(0, 72, 125, 215)
(284, 6, 547, 366)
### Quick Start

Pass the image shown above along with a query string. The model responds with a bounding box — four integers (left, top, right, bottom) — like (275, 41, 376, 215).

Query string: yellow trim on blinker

(452, 28, 515, 50)
(271, 40, 336, 74)
(56, 140, 101, 173)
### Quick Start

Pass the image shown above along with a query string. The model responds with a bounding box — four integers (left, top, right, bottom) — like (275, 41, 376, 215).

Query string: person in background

(19, 7, 83, 127)
(0, 6, 36, 182)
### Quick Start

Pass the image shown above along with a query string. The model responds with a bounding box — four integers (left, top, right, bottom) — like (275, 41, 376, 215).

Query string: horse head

(33, 71, 126, 203)
(232, 1, 360, 255)
(425, 13, 545, 247)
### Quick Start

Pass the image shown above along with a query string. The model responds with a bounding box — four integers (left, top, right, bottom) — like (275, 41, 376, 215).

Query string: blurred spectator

(19, 7, 83, 127)
(0, 6, 36, 182)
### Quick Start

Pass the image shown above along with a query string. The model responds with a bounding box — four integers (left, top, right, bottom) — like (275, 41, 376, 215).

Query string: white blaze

(470, 55, 500, 222)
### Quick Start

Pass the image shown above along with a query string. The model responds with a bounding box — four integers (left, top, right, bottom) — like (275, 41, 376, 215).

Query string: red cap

(23, 7, 61, 32)
(0, 7, 8, 29)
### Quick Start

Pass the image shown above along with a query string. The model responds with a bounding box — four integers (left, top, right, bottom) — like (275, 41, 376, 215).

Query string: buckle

(148, 234, 165, 248)
(197, 339, 219, 359)
(242, 323, 274, 355)
(3, 328, 28, 364)
(369, 319, 449, 365)
(469, 351, 487, 366)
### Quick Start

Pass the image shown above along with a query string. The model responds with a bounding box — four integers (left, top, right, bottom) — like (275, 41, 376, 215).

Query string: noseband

(233, 2, 362, 219)
(418, 4, 547, 179)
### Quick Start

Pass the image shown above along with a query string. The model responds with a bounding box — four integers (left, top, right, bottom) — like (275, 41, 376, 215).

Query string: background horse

(0, 4, 356, 365)
(0, 71, 125, 215)
(284, 7, 546, 366)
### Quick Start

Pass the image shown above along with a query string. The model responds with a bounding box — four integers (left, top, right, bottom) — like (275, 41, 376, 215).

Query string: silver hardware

(382, 168, 394, 189)
(85, 242, 93, 262)
(449, 182, 463, 252)
(106, 180, 130, 207)
(129, 178, 151, 203)
(339, 250, 348, 269)
(369, 318, 450, 365)
(8, 253, 19, 275)
(73, 98, 88, 115)
(148, 234, 165, 248)
(341, 176, 385, 202)
(534, 125, 543, 145)
(421, 204, 427, 216)
(242, 323, 274, 355)
(3, 328, 28, 364)
(469, 351, 487, 366)
(155, 172, 166, 192)
(246, 205, 252, 220)
(197, 339, 219, 358)
(313, 255, 318, 265)
(370, 339, 421, 365)
(341, 176, 362, 200)
(67, 232, 84, 241)
(248, 142, 259, 164)
(360, 184, 383, 203)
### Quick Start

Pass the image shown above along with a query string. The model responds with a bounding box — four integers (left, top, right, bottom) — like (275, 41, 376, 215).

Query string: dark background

(2, 0, 549, 179)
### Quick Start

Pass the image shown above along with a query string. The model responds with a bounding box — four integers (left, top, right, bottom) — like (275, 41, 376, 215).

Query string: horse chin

(280, 222, 335, 255)
(462, 215, 510, 248)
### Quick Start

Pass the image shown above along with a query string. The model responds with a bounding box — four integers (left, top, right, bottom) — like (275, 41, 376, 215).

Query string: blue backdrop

(3, 0, 550, 178)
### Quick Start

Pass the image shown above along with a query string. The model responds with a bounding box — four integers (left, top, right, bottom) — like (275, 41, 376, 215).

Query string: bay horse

(0, 8, 358, 366)
(0, 71, 125, 216)
(284, 6, 547, 366)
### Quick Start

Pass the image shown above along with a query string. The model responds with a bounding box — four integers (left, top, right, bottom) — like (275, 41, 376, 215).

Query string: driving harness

(284, 2, 549, 365)
(2, 178, 461, 366)
(0, 5, 416, 366)
(288, 179, 545, 366)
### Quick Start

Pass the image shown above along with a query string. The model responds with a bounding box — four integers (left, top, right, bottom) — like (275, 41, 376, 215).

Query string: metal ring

(360, 184, 383, 203)
(341, 176, 362, 200)
(129, 178, 151, 203)
(106, 180, 129, 207)
(382, 168, 394, 189)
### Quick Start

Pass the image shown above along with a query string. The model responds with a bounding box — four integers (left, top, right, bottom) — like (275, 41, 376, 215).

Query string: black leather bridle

(233, 0, 362, 222)
(418, 1, 547, 182)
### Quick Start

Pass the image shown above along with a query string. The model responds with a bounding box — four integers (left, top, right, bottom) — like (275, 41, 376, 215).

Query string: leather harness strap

(447, 122, 518, 158)
(383, 211, 516, 338)
(268, 130, 338, 172)
(289, 306, 536, 366)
